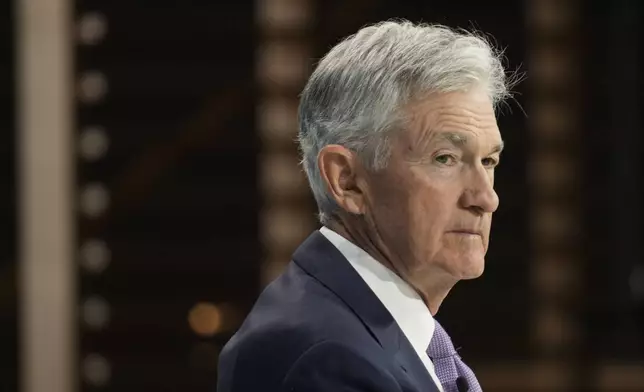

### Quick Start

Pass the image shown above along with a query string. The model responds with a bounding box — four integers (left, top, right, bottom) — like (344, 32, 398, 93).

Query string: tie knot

(427, 321, 457, 359)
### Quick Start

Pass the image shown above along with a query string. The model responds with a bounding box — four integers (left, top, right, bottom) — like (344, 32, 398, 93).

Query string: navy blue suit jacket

(217, 231, 441, 392)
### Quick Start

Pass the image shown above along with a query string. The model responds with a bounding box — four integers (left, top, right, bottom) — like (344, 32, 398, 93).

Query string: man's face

(365, 89, 502, 284)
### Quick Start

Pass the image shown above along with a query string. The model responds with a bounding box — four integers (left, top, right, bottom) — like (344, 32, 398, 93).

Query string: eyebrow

(490, 141, 505, 154)
(435, 132, 504, 154)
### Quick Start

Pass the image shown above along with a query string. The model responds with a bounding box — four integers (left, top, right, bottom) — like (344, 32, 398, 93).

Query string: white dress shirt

(319, 227, 444, 392)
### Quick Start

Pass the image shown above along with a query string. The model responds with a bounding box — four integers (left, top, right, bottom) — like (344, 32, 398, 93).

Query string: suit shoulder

(282, 340, 402, 392)
(217, 262, 379, 392)
(216, 321, 330, 392)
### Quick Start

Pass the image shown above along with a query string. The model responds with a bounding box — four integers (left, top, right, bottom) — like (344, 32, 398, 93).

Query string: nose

(459, 165, 499, 215)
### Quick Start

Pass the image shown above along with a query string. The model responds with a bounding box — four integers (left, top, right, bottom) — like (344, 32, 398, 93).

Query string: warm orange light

(188, 302, 223, 337)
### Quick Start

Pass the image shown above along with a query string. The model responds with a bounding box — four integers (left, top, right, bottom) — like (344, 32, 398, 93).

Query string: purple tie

(426, 321, 482, 392)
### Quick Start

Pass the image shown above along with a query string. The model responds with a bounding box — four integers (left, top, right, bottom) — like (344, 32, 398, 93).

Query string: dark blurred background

(1, 0, 643, 391)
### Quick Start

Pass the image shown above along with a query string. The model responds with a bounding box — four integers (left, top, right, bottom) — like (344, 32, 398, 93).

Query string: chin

(453, 254, 486, 280)
(460, 264, 485, 279)
(431, 248, 486, 280)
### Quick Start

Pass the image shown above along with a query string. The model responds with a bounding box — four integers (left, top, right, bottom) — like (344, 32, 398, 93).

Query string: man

(218, 20, 513, 392)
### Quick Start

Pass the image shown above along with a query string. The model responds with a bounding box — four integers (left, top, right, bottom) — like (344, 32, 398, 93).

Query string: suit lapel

(395, 341, 440, 392)
(292, 231, 440, 392)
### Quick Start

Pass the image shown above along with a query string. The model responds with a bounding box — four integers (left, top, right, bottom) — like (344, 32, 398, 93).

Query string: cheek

(409, 193, 448, 230)
(371, 167, 457, 256)
(368, 182, 412, 236)
(407, 187, 452, 249)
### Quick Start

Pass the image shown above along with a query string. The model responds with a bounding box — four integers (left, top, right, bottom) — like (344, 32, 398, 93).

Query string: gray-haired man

(218, 20, 513, 392)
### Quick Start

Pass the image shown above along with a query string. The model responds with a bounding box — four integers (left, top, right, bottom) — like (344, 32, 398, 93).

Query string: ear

(317, 145, 367, 216)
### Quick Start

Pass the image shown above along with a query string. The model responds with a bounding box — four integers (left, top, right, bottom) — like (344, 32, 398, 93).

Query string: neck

(326, 217, 457, 316)
(415, 271, 456, 315)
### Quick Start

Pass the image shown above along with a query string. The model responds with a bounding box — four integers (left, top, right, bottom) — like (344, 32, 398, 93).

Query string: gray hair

(297, 20, 513, 224)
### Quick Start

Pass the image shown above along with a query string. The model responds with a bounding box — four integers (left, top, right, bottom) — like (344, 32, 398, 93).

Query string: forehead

(402, 90, 501, 147)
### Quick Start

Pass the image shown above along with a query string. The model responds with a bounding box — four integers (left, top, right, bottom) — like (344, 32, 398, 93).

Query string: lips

(449, 230, 482, 236)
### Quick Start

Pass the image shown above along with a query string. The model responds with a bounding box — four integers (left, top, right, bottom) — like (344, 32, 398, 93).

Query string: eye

(482, 157, 499, 167)
(435, 154, 457, 166)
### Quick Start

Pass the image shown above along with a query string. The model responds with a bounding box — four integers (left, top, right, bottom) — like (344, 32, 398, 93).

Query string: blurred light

(257, 97, 298, 144)
(189, 342, 220, 372)
(256, 42, 310, 88)
(533, 203, 579, 244)
(530, 47, 574, 86)
(80, 183, 110, 218)
(82, 296, 110, 330)
(188, 302, 223, 337)
(78, 71, 108, 104)
(79, 239, 111, 274)
(77, 12, 107, 45)
(258, 0, 315, 290)
(530, 154, 577, 196)
(260, 206, 313, 251)
(82, 354, 111, 387)
(528, 0, 576, 32)
(533, 256, 578, 301)
(528, 0, 582, 381)
(534, 307, 578, 349)
(256, 0, 311, 31)
(259, 153, 307, 199)
(261, 258, 290, 286)
(531, 100, 577, 139)
(79, 126, 109, 161)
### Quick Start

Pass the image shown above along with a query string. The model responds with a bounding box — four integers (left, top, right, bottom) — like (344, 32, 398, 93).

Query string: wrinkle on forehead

(436, 104, 497, 123)
(399, 92, 500, 156)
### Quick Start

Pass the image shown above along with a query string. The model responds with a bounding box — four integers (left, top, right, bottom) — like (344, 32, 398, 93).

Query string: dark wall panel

(583, 0, 644, 361)
(0, 0, 17, 390)
(75, 2, 257, 391)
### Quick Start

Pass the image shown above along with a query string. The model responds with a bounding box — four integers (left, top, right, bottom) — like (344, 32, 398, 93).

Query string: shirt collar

(319, 227, 435, 357)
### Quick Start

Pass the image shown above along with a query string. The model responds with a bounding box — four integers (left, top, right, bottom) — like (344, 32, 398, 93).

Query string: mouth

(449, 230, 482, 237)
